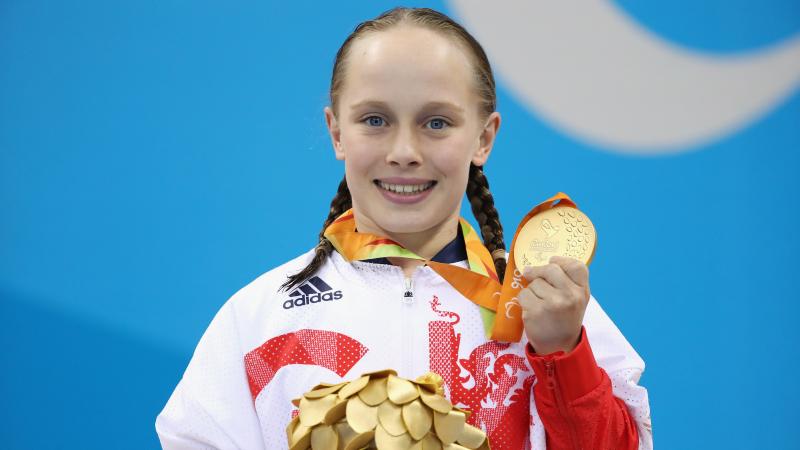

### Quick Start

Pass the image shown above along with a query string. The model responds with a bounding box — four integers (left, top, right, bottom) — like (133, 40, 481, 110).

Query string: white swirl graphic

(505, 299, 520, 319)
(448, 0, 800, 153)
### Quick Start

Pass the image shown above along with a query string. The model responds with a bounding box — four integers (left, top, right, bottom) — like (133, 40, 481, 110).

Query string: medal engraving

(514, 206, 596, 270)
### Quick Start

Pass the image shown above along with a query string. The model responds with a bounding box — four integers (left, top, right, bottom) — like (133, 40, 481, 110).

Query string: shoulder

(584, 294, 646, 372)
(223, 248, 319, 314)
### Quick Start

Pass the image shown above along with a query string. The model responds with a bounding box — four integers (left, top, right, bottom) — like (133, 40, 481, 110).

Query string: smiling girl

(157, 7, 652, 449)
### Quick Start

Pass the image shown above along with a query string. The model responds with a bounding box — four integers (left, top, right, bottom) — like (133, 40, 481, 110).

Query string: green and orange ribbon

(324, 193, 578, 342)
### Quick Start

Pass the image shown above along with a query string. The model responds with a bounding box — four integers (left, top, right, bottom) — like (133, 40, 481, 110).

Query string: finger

(523, 263, 570, 290)
(517, 287, 545, 319)
(518, 285, 543, 306)
(529, 277, 556, 300)
(549, 256, 589, 288)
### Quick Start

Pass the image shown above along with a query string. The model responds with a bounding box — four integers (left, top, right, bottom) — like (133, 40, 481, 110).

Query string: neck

(353, 212, 460, 261)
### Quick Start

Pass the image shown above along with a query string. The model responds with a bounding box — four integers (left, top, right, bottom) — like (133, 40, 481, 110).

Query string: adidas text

(283, 276, 343, 309)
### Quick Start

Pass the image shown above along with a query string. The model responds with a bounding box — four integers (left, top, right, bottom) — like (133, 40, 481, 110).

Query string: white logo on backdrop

(448, 0, 800, 154)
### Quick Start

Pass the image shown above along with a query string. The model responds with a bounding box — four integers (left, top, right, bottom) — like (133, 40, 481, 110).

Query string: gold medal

(492, 192, 594, 342)
(513, 205, 596, 270)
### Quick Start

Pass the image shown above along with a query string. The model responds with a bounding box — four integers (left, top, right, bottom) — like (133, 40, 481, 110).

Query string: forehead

(339, 25, 478, 109)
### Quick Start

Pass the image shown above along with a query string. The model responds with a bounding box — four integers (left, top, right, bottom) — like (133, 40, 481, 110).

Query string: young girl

(156, 7, 652, 450)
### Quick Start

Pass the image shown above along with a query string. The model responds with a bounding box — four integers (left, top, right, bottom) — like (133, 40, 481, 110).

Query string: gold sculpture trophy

(287, 370, 488, 450)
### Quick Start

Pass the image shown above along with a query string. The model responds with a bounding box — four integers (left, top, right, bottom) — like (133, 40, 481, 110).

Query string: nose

(386, 125, 422, 168)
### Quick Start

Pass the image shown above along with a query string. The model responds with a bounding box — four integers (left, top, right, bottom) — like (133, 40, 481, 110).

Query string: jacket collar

(364, 225, 467, 265)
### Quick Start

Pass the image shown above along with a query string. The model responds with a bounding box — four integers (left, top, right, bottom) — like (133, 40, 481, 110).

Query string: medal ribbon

(323, 192, 577, 342)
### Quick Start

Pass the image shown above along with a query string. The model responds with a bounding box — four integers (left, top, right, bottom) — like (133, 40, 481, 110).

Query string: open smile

(374, 180, 436, 194)
(373, 178, 437, 204)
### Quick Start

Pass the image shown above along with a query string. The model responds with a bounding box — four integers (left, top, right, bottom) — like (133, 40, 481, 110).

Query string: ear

(472, 111, 501, 166)
(325, 106, 345, 160)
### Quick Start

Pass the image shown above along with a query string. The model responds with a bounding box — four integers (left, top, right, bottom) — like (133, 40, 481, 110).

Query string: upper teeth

(378, 181, 434, 194)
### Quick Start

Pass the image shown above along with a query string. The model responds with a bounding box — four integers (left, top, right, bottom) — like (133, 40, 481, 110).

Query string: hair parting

(329, 7, 496, 118)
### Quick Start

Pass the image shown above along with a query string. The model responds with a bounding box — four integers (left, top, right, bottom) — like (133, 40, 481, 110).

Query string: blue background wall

(1, 1, 798, 448)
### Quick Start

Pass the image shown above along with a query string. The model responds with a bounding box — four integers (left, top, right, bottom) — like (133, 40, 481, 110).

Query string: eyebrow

(349, 100, 465, 114)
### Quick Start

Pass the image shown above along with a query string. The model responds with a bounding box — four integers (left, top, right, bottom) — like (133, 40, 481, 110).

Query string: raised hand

(519, 255, 591, 355)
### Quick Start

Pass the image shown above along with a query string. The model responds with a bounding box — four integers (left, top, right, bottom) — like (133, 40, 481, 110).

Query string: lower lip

(375, 183, 435, 204)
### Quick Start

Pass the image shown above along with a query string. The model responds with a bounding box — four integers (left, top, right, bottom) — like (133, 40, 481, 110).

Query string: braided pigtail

(280, 176, 352, 292)
(466, 163, 507, 283)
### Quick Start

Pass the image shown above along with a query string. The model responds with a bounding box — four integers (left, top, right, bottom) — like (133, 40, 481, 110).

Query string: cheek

(344, 157, 372, 189)
(341, 137, 378, 176)
(342, 146, 380, 205)
(431, 139, 475, 177)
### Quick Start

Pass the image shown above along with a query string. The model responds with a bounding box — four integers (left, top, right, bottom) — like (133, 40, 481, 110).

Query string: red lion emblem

(428, 296, 535, 449)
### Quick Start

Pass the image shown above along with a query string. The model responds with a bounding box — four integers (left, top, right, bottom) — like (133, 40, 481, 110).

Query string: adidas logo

(283, 276, 343, 309)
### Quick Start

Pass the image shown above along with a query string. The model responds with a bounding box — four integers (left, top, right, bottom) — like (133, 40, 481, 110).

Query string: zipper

(402, 277, 414, 304)
(544, 360, 582, 450)
(401, 276, 414, 376)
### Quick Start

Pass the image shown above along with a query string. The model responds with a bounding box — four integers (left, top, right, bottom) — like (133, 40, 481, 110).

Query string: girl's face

(325, 25, 500, 240)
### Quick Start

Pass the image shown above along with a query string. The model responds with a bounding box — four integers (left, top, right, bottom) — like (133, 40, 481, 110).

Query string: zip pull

(544, 360, 556, 389)
(402, 277, 414, 304)
(543, 359, 583, 450)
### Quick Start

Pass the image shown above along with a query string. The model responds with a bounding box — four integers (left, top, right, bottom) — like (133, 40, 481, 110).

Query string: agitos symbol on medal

(512, 194, 596, 269)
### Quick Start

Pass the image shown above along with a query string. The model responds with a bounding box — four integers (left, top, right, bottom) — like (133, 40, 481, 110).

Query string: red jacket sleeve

(526, 327, 639, 450)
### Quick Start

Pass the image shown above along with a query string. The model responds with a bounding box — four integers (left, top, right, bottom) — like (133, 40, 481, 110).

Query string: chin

(377, 218, 430, 235)
(375, 210, 449, 235)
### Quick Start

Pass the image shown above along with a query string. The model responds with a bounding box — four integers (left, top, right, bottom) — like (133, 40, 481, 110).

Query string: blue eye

(428, 118, 447, 130)
(365, 116, 385, 127)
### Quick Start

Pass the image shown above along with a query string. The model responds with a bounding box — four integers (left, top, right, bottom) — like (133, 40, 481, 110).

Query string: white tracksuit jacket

(156, 248, 653, 449)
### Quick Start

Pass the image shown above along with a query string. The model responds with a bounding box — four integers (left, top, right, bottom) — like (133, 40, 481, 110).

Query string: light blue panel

(1, 0, 798, 448)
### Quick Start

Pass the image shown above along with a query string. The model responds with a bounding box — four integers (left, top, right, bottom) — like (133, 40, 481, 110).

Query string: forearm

(527, 327, 639, 450)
